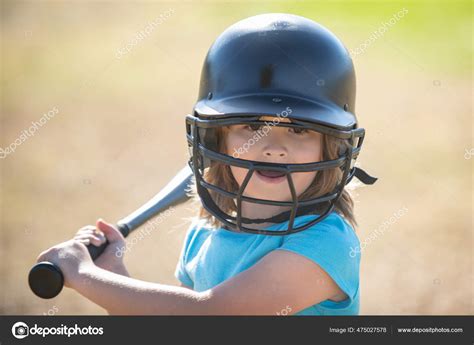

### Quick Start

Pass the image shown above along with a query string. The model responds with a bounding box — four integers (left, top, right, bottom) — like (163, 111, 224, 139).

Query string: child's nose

(263, 146, 288, 158)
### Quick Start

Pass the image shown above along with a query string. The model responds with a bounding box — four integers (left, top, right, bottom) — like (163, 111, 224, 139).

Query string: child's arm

(37, 221, 345, 315)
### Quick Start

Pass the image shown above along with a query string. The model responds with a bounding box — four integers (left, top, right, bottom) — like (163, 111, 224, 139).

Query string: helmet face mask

(186, 13, 377, 235)
(186, 114, 365, 235)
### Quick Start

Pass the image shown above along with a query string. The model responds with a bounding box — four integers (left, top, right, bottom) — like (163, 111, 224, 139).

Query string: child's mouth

(255, 170, 287, 184)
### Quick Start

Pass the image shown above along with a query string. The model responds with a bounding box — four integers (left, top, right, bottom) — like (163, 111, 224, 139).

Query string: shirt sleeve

(275, 214, 361, 308)
(174, 220, 198, 288)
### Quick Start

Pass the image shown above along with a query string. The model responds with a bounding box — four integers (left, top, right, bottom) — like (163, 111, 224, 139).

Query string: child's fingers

(74, 233, 106, 247)
(81, 229, 105, 238)
(76, 225, 105, 238)
(74, 233, 104, 242)
(96, 219, 124, 243)
(76, 238, 91, 246)
(75, 220, 121, 247)
(75, 225, 97, 236)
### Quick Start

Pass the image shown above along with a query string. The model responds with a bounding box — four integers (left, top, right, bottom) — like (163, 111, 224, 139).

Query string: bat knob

(28, 261, 64, 299)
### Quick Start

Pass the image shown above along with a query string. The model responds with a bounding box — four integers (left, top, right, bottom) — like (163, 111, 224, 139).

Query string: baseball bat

(28, 164, 194, 299)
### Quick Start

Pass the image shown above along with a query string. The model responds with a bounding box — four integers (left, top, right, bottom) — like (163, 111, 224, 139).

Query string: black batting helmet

(185, 13, 377, 235)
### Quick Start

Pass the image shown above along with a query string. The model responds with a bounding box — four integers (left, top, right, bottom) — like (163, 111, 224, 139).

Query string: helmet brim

(194, 94, 357, 131)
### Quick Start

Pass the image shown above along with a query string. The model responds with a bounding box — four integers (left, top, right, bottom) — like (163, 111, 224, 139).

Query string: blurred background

(0, 0, 471, 315)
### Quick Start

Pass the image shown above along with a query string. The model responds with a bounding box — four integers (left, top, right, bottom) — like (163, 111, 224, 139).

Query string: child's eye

(289, 127, 309, 135)
(244, 124, 263, 131)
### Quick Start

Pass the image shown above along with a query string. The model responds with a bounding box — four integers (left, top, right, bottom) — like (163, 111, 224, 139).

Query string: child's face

(225, 116, 323, 202)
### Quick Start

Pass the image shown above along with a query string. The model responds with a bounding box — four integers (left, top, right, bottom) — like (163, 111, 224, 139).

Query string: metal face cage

(185, 114, 366, 235)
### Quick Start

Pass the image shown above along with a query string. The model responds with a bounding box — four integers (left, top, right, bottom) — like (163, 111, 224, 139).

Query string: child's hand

(73, 219, 128, 276)
(36, 239, 94, 288)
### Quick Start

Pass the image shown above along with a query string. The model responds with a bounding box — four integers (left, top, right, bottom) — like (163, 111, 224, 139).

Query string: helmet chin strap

(352, 166, 378, 185)
(238, 167, 377, 225)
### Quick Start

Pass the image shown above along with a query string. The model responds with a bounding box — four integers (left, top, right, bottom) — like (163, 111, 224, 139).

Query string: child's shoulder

(316, 212, 355, 234)
(281, 212, 362, 266)
(290, 212, 359, 245)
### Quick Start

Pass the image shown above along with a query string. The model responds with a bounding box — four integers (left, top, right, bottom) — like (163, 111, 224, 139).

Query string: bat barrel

(116, 164, 193, 231)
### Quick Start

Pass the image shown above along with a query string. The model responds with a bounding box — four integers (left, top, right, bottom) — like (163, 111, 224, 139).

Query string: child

(37, 13, 377, 315)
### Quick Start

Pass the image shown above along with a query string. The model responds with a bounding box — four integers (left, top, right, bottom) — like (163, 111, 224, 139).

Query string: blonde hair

(189, 124, 358, 230)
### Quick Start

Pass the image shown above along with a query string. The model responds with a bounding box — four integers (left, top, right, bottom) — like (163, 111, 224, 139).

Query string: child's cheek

(226, 136, 256, 161)
(294, 145, 322, 164)
(293, 171, 318, 195)
(229, 166, 248, 186)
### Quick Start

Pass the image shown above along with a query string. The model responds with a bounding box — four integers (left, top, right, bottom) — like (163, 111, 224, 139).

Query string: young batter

(36, 13, 377, 315)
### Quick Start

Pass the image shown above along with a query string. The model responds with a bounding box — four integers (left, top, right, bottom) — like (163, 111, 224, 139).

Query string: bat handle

(28, 223, 131, 299)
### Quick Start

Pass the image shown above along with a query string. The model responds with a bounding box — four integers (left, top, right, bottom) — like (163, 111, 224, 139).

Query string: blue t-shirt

(174, 212, 361, 315)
